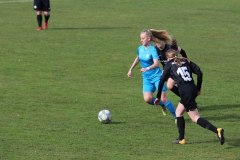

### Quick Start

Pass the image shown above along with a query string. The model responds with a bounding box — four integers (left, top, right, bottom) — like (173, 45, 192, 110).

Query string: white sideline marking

(0, 0, 56, 3)
(0, 0, 33, 3)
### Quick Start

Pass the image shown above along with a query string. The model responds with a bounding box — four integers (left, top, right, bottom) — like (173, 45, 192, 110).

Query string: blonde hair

(149, 29, 172, 45)
(140, 29, 152, 40)
(166, 49, 190, 66)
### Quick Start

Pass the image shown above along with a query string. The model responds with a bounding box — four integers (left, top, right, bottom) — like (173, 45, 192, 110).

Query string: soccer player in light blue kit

(127, 30, 176, 121)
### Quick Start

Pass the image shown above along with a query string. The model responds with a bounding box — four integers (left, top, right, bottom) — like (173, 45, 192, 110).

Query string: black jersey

(156, 59, 203, 99)
(155, 44, 187, 68)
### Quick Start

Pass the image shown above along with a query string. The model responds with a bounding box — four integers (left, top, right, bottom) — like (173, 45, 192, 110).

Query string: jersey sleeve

(136, 47, 140, 56)
(190, 61, 203, 91)
(152, 47, 159, 60)
(179, 48, 187, 58)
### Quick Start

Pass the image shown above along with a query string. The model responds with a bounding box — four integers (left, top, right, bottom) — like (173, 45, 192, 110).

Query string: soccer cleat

(172, 139, 186, 145)
(161, 106, 167, 116)
(217, 128, 225, 145)
(37, 26, 42, 30)
(44, 22, 48, 29)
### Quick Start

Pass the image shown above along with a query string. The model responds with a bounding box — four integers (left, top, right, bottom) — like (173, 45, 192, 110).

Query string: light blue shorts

(142, 78, 167, 93)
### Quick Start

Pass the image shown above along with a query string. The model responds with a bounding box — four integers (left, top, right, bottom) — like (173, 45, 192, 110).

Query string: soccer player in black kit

(150, 29, 187, 97)
(33, 0, 51, 30)
(154, 49, 225, 145)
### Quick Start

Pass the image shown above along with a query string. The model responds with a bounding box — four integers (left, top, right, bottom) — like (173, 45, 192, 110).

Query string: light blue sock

(164, 100, 176, 118)
(149, 98, 165, 107)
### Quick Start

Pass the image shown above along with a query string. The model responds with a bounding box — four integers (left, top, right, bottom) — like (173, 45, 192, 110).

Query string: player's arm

(156, 63, 171, 99)
(141, 59, 159, 72)
(127, 56, 139, 77)
(190, 61, 203, 92)
(172, 39, 187, 58)
(154, 65, 171, 105)
(149, 59, 159, 69)
(179, 48, 187, 58)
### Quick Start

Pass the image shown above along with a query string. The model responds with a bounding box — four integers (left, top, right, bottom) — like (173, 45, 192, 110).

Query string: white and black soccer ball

(98, 109, 112, 124)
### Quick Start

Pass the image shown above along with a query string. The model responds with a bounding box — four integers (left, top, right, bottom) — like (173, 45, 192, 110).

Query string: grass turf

(0, 0, 240, 159)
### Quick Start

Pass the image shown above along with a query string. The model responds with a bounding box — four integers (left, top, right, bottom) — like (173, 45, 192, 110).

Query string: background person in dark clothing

(33, 0, 51, 30)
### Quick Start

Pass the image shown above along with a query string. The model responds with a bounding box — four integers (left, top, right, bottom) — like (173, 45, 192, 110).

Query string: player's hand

(154, 98, 160, 106)
(141, 67, 150, 72)
(140, 68, 148, 72)
(127, 71, 132, 77)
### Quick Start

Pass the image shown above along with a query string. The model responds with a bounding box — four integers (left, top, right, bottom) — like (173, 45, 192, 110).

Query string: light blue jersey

(137, 45, 167, 93)
(137, 45, 162, 80)
(136, 44, 175, 118)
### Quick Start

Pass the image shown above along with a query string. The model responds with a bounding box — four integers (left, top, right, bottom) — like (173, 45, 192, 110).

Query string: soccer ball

(98, 109, 112, 124)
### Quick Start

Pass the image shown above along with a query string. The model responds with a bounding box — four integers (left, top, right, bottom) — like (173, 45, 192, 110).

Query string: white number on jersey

(177, 66, 192, 81)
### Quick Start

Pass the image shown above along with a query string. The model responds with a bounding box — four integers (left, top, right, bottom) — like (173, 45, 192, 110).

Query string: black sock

(37, 15, 42, 27)
(170, 86, 180, 97)
(177, 116, 185, 140)
(197, 117, 217, 134)
(44, 15, 50, 22)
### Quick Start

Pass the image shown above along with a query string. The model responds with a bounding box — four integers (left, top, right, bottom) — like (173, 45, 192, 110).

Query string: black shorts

(179, 82, 198, 112)
(33, 0, 51, 11)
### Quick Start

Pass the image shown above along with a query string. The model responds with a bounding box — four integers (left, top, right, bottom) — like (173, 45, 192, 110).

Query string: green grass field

(1, 0, 240, 159)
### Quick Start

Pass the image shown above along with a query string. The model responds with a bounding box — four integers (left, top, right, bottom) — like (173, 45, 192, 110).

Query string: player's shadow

(184, 104, 240, 149)
(50, 27, 131, 30)
(225, 138, 240, 149)
(187, 138, 240, 148)
(180, 104, 239, 124)
(187, 139, 219, 144)
(197, 104, 239, 121)
(198, 104, 239, 112)
(109, 121, 126, 124)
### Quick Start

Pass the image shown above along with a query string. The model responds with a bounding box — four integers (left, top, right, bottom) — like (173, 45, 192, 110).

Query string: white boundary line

(0, 0, 57, 3)
(0, 0, 33, 3)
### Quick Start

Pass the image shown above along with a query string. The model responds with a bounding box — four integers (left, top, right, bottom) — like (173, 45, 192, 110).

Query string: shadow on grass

(49, 27, 131, 30)
(187, 138, 240, 148)
(187, 139, 218, 145)
(165, 104, 239, 123)
(188, 139, 240, 148)
(109, 121, 126, 124)
(198, 104, 239, 111)
(189, 104, 240, 122)
(225, 138, 240, 149)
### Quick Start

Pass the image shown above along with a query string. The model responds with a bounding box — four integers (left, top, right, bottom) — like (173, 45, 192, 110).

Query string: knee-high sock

(197, 117, 218, 134)
(164, 100, 176, 118)
(37, 15, 42, 27)
(177, 116, 185, 140)
(170, 86, 180, 97)
(149, 98, 165, 107)
(44, 15, 50, 22)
